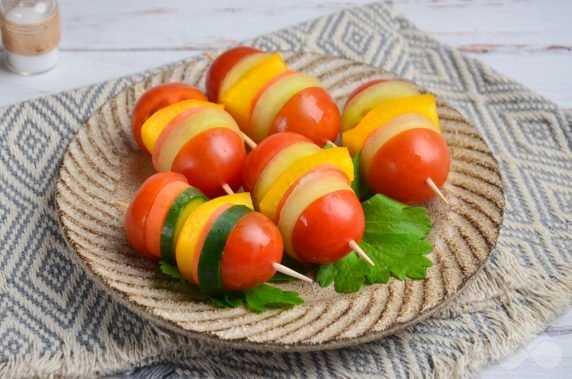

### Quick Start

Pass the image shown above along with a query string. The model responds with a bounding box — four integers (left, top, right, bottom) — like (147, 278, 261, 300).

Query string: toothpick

(272, 263, 313, 283)
(349, 239, 375, 266)
(204, 51, 216, 61)
(325, 140, 337, 147)
(222, 183, 234, 195)
(114, 199, 129, 209)
(426, 178, 449, 205)
(241, 132, 257, 149)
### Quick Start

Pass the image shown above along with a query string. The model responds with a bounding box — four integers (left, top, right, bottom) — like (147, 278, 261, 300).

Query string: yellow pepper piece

(175, 193, 253, 283)
(220, 53, 288, 131)
(342, 94, 440, 155)
(141, 99, 223, 153)
(219, 53, 270, 102)
(259, 147, 354, 222)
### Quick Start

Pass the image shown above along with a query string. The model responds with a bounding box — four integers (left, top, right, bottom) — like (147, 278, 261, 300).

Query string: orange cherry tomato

(124, 172, 188, 259)
(364, 128, 450, 204)
(291, 190, 364, 264)
(171, 128, 246, 198)
(344, 79, 385, 105)
(205, 46, 262, 102)
(131, 83, 206, 152)
(270, 87, 340, 146)
(221, 212, 283, 292)
(242, 132, 311, 192)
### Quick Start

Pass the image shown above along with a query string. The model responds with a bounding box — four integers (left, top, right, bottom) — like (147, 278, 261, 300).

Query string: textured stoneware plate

(55, 52, 505, 351)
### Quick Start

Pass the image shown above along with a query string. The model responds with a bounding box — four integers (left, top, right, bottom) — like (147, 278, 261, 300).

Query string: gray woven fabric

(1, 1, 571, 378)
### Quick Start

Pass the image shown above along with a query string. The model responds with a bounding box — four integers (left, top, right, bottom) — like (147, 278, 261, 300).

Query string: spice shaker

(0, 0, 61, 75)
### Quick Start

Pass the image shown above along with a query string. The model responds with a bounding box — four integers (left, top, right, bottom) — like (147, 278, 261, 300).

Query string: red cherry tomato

(124, 172, 188, 259)
(292, 190, 364, 264)
(344, 79, 385, 106)
(131, 83, 206, 152)
(270, 87, 340, 146)
(171, 128, 246, 198)
(205, 46, 262, 102)
(221, 212, 283, 292)
(242, 132, 311, 192)
(364, 128, 450, 204)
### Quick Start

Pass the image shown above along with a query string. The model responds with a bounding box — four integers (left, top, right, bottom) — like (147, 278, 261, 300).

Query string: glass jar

(0, 0, 61, 75)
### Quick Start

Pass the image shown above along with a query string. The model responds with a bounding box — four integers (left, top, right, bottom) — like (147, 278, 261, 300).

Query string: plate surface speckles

(55, 52, 504, 351)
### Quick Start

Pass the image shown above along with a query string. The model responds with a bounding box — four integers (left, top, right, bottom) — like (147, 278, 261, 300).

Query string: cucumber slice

(198, 205, 251, 295)
(160, 188, 206, 264)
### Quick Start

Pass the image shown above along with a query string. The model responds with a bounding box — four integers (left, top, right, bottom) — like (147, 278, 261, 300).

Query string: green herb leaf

(209, 293, 243, 308)
(158, 260, 184, 280)
(317, 194, 433, 293)
(243, 284, 303, 313)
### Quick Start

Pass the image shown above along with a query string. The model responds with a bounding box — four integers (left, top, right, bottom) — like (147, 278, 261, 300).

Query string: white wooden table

(1, 1, 570, 377)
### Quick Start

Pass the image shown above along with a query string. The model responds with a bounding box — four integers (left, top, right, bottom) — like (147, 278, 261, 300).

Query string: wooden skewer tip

(272, 263, 313, 283)
(349, 240, 375, 266)
(426, 178, 449, 205)
(241, 132, 257, 149)
(114, 199, 129, 209)
(222, 183, 234, 195)
(203, 51, 216, 61)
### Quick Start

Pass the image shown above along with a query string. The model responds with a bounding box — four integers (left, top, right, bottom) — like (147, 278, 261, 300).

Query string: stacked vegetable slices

(206, 47, 340, 145)
(243, 132, 364, 264)
(125, 173, 285, 296)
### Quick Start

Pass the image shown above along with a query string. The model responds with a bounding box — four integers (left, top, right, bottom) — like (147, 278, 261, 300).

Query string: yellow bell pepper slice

(278, 170, 351, 258)
(342, 94, 440, 156)
(253, 142, 320, 204)
(341, 80, 420, 132)
(250, 72, 323, 143)
(219, 53, 270, 102)
(175, 193, 253, 283)
(259, 147, 353, 221)
(141, 99, 223, 153)
(220, 53, 288, 131)
(361, 113, 437, 176)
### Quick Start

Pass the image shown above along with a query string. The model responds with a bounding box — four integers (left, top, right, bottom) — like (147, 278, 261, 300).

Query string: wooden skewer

(349, 240, 375, 266)
(222, 183, 234, 195)
(241, 132, 258, 150)
(426, 178, 449, 205)
(114, 199, 129, 208)
(272, 263, 313, 283)
(204, 51, 216, 61)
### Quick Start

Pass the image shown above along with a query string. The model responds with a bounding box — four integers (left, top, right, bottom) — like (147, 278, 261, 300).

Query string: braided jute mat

(1, 2, 570, 378)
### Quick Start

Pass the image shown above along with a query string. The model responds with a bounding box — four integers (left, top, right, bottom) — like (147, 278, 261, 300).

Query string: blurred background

(0, 0, 570, 109)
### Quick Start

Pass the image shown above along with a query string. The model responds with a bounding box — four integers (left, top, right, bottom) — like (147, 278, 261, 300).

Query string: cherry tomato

(242, 132, 311, 192)
(270, 87, 340, 146)
(171, 128, 246, 198)
(125, 172, 188, 259)
(221, 212, 283, 291)
(131, 83, 206, 152)
(292, 190, 364, 264)
(344, 79, 385, 106)
(364, 128, 450, 204)
(205, 46, 262, 102)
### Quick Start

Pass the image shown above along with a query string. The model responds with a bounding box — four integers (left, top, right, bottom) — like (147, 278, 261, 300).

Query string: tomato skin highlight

(124, 172, 188, 259)
(205, 46, 262, 102)
(270, 87, 340, 146)
(221, 212, 283, 292)
(242, 132, 311, 193)
(291, 190, 364, 264)
(171, 128, 246, 198)
(364, 128, 450, 204)
(131, 83, 206, 151)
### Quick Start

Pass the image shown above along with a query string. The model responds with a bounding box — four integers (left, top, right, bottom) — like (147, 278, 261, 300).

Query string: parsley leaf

(317, 194, 433, 293)
(158, 260, 303, 311)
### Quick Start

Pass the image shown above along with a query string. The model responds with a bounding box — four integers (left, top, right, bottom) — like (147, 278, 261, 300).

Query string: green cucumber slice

(198, 205, 251, 296)
(160, 188, 206, 264)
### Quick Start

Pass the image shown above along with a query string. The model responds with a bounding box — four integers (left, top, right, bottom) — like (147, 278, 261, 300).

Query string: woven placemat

(0, 2, 570, 378)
